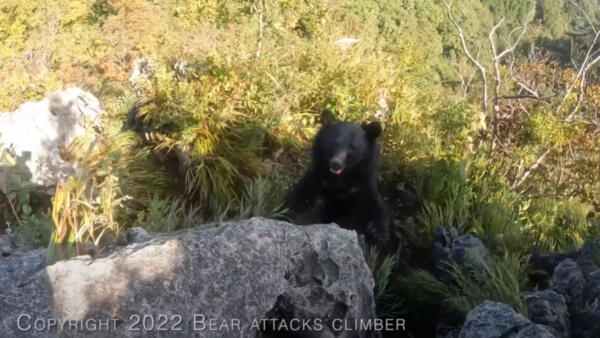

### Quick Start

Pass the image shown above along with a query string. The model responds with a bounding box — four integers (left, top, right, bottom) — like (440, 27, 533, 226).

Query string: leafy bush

(446, 253, 528, 315)
(398, 252, 527, 317)
(49, 174, 124, 263)
(520, 198, 594, 252)
(234, 175, 290, 221)
(133, 196, 202, 234)
(47, 130, 170, 262)
(3, 2, 600, 335)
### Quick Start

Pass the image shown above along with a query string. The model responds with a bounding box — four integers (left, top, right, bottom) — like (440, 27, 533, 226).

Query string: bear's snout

(329, 152, 347, 175)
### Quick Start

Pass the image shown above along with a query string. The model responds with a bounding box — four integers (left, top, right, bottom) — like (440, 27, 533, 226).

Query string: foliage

(133, 196, 203, 233)
(446, 253, 528, 315)
(370, 250, 399, 302)
(0, 142, 53, 246)
(47, 130, 170, 262)
(89, 0, 118, 26)
(233, 175, 290, 220)
(398, 252, 527, 317)
(3, 1, 600, 333)
(0, 145, 34, 227)
(397, 269, 451, 311)
(520, 198, 594, 252)
(49, 174, 123, 263)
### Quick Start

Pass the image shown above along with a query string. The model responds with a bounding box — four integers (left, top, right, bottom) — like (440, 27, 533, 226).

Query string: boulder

(570, 268, 600, 338)
(0, 88, 103, 188)
(432, 228, 491, 282)
(458, 301, 555, 338)
(450, 235, 491, 270)
(571, 298, 600, 338)
(0, 232, 14, 256)
(523, 290, 569, 338)
(541, 259, 600, 338)
(0, 243, 45, 291)
(129, 58, 153, 97)
(334, 38, 359, 51)
(576, 238, 600, 273)
(549, 259, 586, 305)
(588, 269, 600, 300)
(0, 218, 378, 337)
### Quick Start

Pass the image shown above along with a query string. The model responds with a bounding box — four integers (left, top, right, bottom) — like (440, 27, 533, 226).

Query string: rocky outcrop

(334, 38, 358, 51)
(129, 58, 153, 97)
(0, 218, 378, 337)
(549, 259, 585, 305)
(547, 257, 600, 338)
(523, 290, 569, 338)
(0, 88, 103, 188)
(432, 228, 491, 282)
(0, 235, 45, 291)
(458, 301, 554, 338)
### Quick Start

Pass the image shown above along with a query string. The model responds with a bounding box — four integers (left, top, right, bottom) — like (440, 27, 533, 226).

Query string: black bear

(287, 111, 390, 249)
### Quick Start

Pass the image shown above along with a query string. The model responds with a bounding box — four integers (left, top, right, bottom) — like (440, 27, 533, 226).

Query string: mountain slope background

(2, 1, 600, 337)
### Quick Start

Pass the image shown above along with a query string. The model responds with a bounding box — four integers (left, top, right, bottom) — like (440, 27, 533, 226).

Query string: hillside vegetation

(2, 0, 600, 336)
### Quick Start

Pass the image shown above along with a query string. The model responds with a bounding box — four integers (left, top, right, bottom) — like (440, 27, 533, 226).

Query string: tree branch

(511, 146, 553, 190)
(488, 12, 532, 150)
(557, 28, 600, 119)
(253, 0, 265, 58)
(445, 0, 488, 115)
(570, 0, 597, 34)
(499, 95, 542, 100)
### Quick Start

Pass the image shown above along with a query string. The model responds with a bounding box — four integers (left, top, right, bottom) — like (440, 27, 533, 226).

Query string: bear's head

(312, 111, 382, 177)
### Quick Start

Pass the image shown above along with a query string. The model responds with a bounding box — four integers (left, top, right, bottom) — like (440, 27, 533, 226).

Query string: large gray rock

(549, 259, 586, 305)
(0, 232, 14, 256)
(577, 238, 600, 273)
(0, 218, 377, 337)
(458, 301, 555, 338)
(450, 235, 491, 270)
(571, 298, 600, 338)
(523, 290, 569, 338)
(0, 243, 45, 291)
(432, 228, 491, 282)
(588, 269, 600, 300)
(0, 88, 103, 188)
(570, 268, 600, 338)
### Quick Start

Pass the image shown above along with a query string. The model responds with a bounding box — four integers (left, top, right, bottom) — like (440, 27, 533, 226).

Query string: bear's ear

(320, 109, 338, 125)
(362, 121, 382, 140)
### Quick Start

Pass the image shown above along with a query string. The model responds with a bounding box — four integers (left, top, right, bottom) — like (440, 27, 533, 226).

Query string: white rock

(0, 87, 103, 187)
(129, 58, 153, 97)
(334, 38, 359, 50)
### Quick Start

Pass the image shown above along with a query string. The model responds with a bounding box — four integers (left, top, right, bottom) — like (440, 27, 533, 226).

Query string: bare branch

(489, 18, 505, 150)
(511, 146, 553, 190)
(570, 37, 578, 69)
(570, 0, 597, 34)
(488, 12, 532, 150)
(499, 95, 542, 100)
(496, 23, 529, 60)
(445, 0, 488, 115)
(557, 28, 600, 118)
(452, 59, 478, 98)
(508, 56, 540, 99)
(253, 0, 265, 58)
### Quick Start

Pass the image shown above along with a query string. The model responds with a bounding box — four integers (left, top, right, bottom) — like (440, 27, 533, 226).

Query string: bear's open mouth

(330, 168, 343, 175)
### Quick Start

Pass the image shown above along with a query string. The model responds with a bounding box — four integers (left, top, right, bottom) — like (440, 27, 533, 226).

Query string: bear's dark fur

(287, 111, 390, 249)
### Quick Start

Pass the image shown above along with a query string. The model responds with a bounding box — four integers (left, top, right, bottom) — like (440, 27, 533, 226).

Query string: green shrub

(397, 252, 527, 316)
(446, 252, 528, 315)
(234, 175, 290, 221)
(520, 198, 594, 253)
(133, 196, 202, 233)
